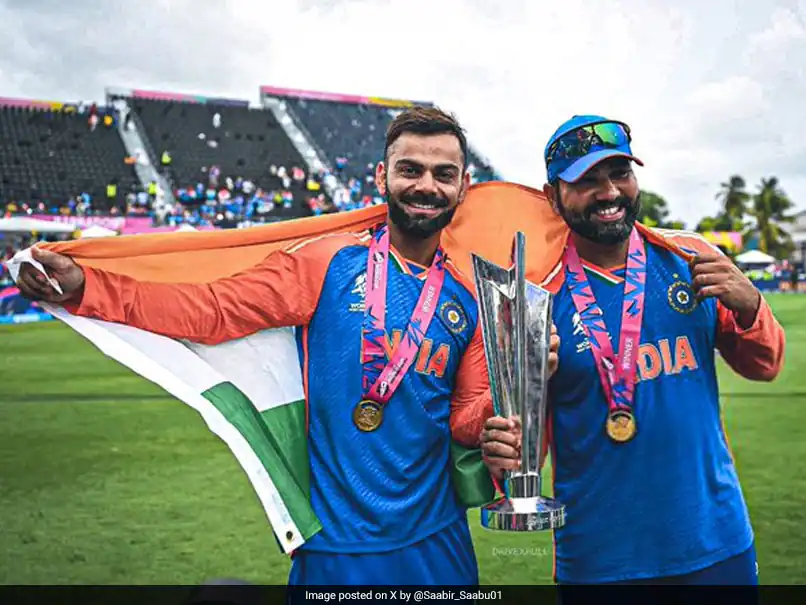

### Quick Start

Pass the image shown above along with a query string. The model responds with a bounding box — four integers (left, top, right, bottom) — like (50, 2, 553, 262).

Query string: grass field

(1, 293, 805, 585)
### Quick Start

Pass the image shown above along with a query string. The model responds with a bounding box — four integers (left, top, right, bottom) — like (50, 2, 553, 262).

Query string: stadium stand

(2, 85, 502, 230)
(260, 86, 501, 210)
(125, 96, 331, 224)
(0, 101, 140, 214)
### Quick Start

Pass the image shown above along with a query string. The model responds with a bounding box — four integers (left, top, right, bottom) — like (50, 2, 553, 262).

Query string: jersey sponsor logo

(440, 300, 467, 335)
(383, 328, 451, 378)
(636, 336, 699, 382)
(349, 272, 367, 312)
(668, 275, 697, 314)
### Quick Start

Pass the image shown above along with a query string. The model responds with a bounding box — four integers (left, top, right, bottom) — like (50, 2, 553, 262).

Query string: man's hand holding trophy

(474, 231, 565, 532)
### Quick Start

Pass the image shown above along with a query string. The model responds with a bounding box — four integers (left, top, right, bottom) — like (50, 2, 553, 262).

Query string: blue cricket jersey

(548, 240, 754, 583)
(296, 233, 482, 554)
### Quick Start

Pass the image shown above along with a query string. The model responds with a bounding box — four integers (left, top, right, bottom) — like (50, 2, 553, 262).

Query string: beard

(557, 192, 641, 246)
(386, 190, 457, 239)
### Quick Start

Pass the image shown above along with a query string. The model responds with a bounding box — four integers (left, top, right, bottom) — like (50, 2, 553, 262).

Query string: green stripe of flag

(202, 381, 322, 548)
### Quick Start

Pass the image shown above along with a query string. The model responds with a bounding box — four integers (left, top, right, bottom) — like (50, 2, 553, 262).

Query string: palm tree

(638, 190, 686, 230)
(715, 175, 750, 229)
(747, 177, 795, 259)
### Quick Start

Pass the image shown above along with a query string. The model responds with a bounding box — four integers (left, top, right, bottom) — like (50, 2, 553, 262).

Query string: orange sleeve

(450, 320, 494, 447)
(714, 295, 785, 382)
(63, 236, 357, 346)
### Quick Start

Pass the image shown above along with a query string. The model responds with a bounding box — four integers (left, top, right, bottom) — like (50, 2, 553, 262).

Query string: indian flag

(5, 182, 573, 555)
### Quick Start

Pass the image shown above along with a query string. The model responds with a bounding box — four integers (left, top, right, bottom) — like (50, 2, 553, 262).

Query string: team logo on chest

(440, 300, 467, 335)
(667, 274, 697, 314)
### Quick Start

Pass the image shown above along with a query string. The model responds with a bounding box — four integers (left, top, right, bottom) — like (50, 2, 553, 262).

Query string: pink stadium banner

(259, 85, 432, 108)
(131, 89, 249, 108)
(0, 97, 49, 108)
(0, 97, 82, 111)
(29, 215, 152, 232)
(120, 224, 217, 235)
(27, 214, 217, 235)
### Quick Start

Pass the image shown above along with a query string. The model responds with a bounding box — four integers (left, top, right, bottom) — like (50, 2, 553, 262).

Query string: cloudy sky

(1, 0, 804, 227)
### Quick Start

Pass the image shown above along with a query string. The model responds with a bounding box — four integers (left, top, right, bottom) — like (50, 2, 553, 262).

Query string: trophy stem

(504, 471, 540, 500)
(513, 232, 532, 476)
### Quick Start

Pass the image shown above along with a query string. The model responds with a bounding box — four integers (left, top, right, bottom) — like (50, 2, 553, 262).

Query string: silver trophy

(472, 231, 566, 532)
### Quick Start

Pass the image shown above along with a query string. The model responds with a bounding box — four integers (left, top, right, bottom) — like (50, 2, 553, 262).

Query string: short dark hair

(384, 106, 468, 168)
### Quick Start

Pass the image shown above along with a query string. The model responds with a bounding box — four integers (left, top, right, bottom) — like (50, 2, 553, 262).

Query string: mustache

(397, 192, 450, 208)
(585, 196, 635, 219)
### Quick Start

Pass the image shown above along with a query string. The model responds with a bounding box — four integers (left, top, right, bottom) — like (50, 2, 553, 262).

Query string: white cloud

(684, 76, 766, 125)
(746, 5, 806, 61)
(657, 3, 806, 223)
(0, 0, 803, 227)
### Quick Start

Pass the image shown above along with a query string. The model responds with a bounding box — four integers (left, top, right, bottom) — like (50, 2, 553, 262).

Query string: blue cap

(544, 114, 643, 183)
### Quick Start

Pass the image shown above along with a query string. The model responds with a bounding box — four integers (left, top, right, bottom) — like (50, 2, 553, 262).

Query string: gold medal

(606, 410, 637, 443)
(353, 400, 384, 432)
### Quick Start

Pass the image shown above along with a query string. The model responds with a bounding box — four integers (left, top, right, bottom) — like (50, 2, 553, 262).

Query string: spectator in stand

(137, 189, 150, 209)
(161, 151, 173, 181)
(334, 156, 348, 179)
(106, 181, 118, 209)
(208, 165, 220, 189)
(88, 103, 98, 131)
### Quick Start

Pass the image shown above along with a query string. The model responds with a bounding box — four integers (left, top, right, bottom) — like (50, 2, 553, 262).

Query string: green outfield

(1, 293, 805, 585)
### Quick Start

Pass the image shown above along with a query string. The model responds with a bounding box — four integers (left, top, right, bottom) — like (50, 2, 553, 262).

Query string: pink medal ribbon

(562, 227, 647, 443)
(354, 225, 446, 431)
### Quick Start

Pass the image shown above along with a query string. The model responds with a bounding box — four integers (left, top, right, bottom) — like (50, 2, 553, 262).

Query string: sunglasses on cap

(545, 121, 632, 166)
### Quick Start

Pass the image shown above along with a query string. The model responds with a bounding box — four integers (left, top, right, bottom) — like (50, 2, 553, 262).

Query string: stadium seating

(128, 98, 326, 220)
(281, 98, 500, 190)
(1, 88, 503, 226)
(0, 105, 139, 210)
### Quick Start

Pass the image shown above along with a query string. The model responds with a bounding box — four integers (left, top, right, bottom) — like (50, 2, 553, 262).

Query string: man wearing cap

(479, 115, 785, 588)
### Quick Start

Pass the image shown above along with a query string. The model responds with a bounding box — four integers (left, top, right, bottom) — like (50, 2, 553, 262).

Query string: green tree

(638, 190, 686, 230)
(695, 213, 739, 232)
(716, 175, 750, 221)
(696, 174, 751, 233)
(747, 177, 796, 259)
(664, 219, 687, 230)
(695, 216, 718, 232)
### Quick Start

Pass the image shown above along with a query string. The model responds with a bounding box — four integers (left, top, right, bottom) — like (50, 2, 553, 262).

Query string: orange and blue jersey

(542, 230, 784, 584)
(64, 225, 493, 583)
(290, 231, 485, 554)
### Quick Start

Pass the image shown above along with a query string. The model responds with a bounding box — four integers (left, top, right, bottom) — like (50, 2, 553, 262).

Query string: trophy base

(480, 496, 566, 532)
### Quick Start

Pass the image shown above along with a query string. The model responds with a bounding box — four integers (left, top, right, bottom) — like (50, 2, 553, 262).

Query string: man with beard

(479, 115, 784, 592)
(15, 107, 514, 586)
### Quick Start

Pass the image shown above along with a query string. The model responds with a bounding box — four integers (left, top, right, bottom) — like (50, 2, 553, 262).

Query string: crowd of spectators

(3, 155, 498, 235)
(327, 156, 498, 212)
(147, 160, 332, 229)
(2, 95, 502, 233)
